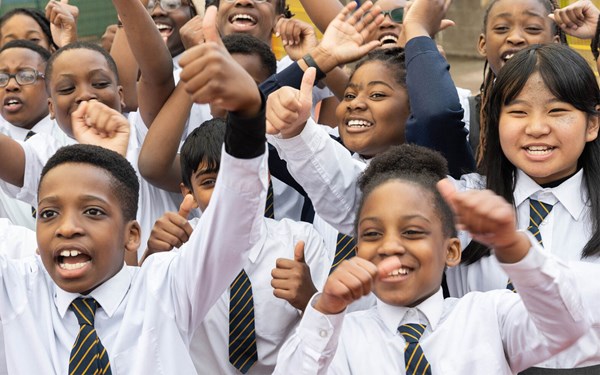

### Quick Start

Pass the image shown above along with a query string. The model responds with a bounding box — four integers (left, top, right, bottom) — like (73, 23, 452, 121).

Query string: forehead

(361, 180, 437, 220)
(39, 162, 116, 200)
(50, 49, 115, 80)
(488, 0, 548, 20)
(1, 13, 43, 34)
(0, 47, 44, 67)
(350, 60, 402, 87)
(376, 0, 407, 10)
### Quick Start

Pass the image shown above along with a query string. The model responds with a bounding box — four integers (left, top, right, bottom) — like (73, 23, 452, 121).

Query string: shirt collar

(5, 115, 53, 140)
(514, 169, 587, 220)
(54, 264, 131, 318)
(376, 288, 444, 335)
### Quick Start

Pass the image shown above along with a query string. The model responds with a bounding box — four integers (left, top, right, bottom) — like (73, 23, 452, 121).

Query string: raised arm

(112, 0, 174, 127)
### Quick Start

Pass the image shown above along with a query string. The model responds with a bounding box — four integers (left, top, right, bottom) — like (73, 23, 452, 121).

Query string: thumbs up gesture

(45, 0, 79, 48)
(266, 67, 315, 139)
(142, 194, 197, 264)
(179, 6, 262, 118)
(271, 241, 318, 312)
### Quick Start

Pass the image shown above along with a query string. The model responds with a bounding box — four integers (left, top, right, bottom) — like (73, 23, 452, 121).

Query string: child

(0, 8, 57, 51)
(144, 118, 331, 374)
(273, 144, 591, 374)
(473, 0, 565, 161)
(0, 15, 269, 370)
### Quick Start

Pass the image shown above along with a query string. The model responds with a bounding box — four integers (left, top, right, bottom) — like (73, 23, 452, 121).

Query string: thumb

(438, 19, 456, 33)
(202, 6, 222, 45)
(178, 194, 195, 219)
(436, 178, 458, 213)
(294, 241, 306, 263)
(377, 256, 402, 279)
(299, 67, 316, 104)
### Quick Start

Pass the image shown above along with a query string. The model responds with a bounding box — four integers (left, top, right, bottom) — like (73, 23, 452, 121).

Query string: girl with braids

(472, 0, 566, 164)
(450, 43, 600, 373)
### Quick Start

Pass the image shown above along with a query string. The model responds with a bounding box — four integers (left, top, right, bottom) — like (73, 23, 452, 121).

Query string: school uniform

(0, 128, 269, 374)
(0, 115, 71, 229)
(185, 216, 331, 374)
(273, 238, 590, 374)
(446, 169, 600, 370)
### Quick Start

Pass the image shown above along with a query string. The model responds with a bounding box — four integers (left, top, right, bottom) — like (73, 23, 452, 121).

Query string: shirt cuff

(297, 292, 346, 354)
(225, 91, 266, 159)
(270, 117, 325, 160)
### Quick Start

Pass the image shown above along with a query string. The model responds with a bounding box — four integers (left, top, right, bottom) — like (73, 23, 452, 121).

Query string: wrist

(314, 294, 346, 315)
(494, 230, 531, 264)
(307, 45, 338, 74)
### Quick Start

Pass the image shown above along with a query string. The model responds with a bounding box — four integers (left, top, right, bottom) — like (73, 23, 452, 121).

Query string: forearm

(0, 134, 25, 187)
(139, 82, 192, 192)
(298, 0, 343, 34)
(109, 28, 139, 112)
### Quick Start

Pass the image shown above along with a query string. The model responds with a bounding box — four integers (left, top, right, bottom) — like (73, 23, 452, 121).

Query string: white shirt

(274, 239, 590, 374)
(0, 116, 70, 229)
(0, 148, 268, 374)
(189, 217, 331, 375)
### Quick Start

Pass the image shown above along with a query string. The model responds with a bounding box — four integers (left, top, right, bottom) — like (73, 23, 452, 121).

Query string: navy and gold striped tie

(69, 298, 111, 375)
(330, 233, 357, 273)
(398, 323, 431, 375)
(507, 199, 554, 292)
(229, 270, 258, 373)
(264, 181, 275, 219)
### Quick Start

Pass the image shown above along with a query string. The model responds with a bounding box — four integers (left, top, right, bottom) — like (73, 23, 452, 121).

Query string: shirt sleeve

(269, 118, 365, 235)
(497, 232, 590, 372)
(274, 293, 349, 375)
(404, 36, 475, 178)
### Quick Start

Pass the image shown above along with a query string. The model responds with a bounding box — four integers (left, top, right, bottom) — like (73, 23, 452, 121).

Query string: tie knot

(70, 298, 98, 326)
(398, 323, 426, 343)
(25, 130, 36, 141)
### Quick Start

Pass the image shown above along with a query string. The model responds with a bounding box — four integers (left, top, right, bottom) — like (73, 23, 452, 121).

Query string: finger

(266, 119, 280, 135)
(202, 6, 222, 46)
(274, 258, 297, 271)
(272, 288, 292, 300)
(436, 178, 458, 213)
(146, 238, 176, 253)
(377, 256, 402, 279)
(271, 277, 292, 290)
(439, 19, 456, 32)
(299, 67, 316, 104)
(292, 22, 302, 45)
(61, 0, 69, 3)
(178, 194, 195, 219)
(294, 241, 306, 263)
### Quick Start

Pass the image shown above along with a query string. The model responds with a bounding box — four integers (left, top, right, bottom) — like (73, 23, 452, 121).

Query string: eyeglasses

(0, 68, 45, 88)
(381, 7, 404, 23)
(146, 0, 190, 11)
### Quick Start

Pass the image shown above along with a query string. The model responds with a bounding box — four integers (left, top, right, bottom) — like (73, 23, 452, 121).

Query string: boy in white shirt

(274, 144, 590, 374)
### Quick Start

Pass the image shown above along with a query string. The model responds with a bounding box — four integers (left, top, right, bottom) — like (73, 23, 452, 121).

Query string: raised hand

(271, 241, 318, 311)
(71, 101, 130, 156)
(180, 15, 205, 50)
(402, 0, 454, 40)
(179, 6, 261, 117)
(276, 18, 318, 61)
(437, 179, 531, 264)
(266, 67, 315, 138)
(314, 256, 402, 315)
(549, 0, 600, 40)
(45, 0, 79, 48)
(143, 194, 197, 263)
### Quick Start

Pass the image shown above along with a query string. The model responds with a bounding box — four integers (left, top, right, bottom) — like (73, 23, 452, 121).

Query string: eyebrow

(493, 10, 545, 20)
(506, 97, 564, 106)
(38, 194, 109, 206)
(359, 214, 431, 225)
(347, 81, 395, 90)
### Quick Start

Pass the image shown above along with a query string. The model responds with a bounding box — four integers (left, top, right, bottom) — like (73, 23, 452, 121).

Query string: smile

(346, 119, 373, 128)
(524, 145, 554, 155)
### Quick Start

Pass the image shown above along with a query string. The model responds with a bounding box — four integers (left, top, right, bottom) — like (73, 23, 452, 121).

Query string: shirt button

(319, 330, 328, 338)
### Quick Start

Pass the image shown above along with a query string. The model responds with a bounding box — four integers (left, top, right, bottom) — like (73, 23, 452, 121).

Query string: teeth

(232, 14, 256, 23)
(504, 53, 514, 60)
(379, 35, 398, 44)
(347, 119, 372, 128)
(156, 23, 171, 31)
(526, 146, 552, 155)
(388, 268, 410, 277)
(59, 261, 90, 270)
(6, 99, 19, 105)
(59, 250, 82, 257)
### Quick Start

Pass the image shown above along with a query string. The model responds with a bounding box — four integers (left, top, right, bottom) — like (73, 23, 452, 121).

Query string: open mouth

(379, 33, 398, 45)
(229, 13, 258, 28)
(346, 119, 374, 129)
(381, 266, 414, 282)
(3, 97, 22, 112)
(155, 22, 173, 43)
(524, 145, 554, 156)
(58, 249, 92, 271)
(501, 49, 520, 63)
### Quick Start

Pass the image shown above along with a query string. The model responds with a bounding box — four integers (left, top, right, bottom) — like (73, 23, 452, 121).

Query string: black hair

(463, 43, 600, 263)
(477, 0, 566, 165)
(39, 144, 139, 221)
(223, 33, 277, 78)
(180, 118, 227, 191)
(0, 39, 52, 62)
(356, 144, 456, 239)
(0, 8, 58, 51)
(350, 47, 406, 88)
(45, 41, 120, 89)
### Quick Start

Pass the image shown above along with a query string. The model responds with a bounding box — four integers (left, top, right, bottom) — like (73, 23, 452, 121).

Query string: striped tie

(398, 323, 431, 375)
(24, 130, 37, 218)
(69, 298, 111, 375)
(229, 270, 257, 373)
(507, 199, 554, 292)
(330, 233, 357, 273)
(264, 181, 274, 219)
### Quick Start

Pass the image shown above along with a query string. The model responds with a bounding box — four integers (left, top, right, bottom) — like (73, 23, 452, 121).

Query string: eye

(343, 92, 356, 101)
(403, 229, 426, 238)
(525, 26, 543, 34)
(200, 178, 216, 187)
(39, 209, 58, 219)
(492, 25, 509, 33)
(360, 229, 382, 240)
(84, 207, 105, 217)
(369, 92, 387, 99)
(92, 81, 111, 89)
(549, 107, 568, 114)
(55, 85, 75, 95)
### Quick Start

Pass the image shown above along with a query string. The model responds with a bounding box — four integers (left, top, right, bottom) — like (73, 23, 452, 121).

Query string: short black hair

(180, 118, 227, 191)
(223, 34, 277, 77)
(0, 8, 57, 51)
(0, 39, 51, 62)
(356, 144, 456, 238)
(45, 41, 120, 89)
(351, 47, 406, 88)
(39, 144, 139, 221)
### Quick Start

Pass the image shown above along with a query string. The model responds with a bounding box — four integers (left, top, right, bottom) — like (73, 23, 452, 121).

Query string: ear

(179, 182, 198, 206)
(48, 97, 55, 120)
(118, 85, 125, 111)
(477, 33, 487, 58)
(586, 106, 600, 142)
(124, 220, 142, 255)
(444, 237, 461, 267)
(552, 34, 560, 44)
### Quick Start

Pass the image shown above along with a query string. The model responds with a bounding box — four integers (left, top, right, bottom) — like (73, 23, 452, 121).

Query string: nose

(75, 86, 98, 105)
(4, 76, 21, 92)
(506, 28, 526, 47)
(56, 212, 84, 239)
(347, 94, 367, 111)
(524, 115, 551, 137)
(150, 2, 168, 16)
(233, 0, 255, 8)
(377, 234, 406, 257)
